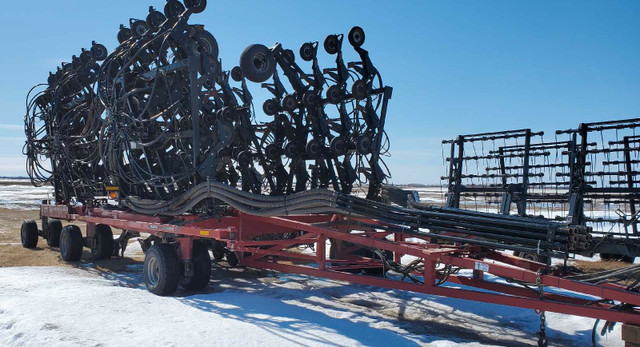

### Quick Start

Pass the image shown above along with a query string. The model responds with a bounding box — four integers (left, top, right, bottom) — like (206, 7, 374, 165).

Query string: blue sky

(1, 0, 639, 183)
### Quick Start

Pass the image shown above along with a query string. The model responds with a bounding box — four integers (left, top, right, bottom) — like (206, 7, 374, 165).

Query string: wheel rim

(252, 53, 270, 73)
(146, 257, 160, 286)
(21, 227, 26, 244)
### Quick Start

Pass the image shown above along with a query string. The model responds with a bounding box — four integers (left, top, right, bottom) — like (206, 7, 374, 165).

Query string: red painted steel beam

(440, 255, 640, 307)
(244, 259, 640, 325)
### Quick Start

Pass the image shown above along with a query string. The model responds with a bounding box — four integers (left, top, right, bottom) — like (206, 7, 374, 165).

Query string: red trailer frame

(36, 203, 640, 338)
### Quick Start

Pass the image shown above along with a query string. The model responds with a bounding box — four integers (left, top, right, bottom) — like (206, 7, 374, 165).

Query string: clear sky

(1, 0, 639, 183)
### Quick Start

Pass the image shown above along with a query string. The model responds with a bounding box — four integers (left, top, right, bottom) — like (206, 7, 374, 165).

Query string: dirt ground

(0, 208, 143, 270)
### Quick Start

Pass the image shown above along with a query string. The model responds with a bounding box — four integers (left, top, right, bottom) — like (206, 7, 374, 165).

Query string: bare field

(0, 208, 143, 269)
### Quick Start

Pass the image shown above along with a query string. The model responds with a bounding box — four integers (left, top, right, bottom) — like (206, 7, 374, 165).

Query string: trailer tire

(515, 251, 549, 264)
(46, 220, 63, 247)
(180, 240, 211, 290)
(226, 252, 239, 267)
(211, 240, 225, 261)
(328, 239, 360, 274)
(20, 220, 38, 249)
(60, 225, 83, 261)
(600, 253, 635, 263)
(363, 249, 393, 276)
(144, 244, 180, 296)
(92, 224, 114, 260)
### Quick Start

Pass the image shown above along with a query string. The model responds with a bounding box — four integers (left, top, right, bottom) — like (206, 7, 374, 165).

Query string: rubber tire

(352, 79, 368, 100)
(324, 35, 340, 55)
(300, 42, 315, 62)
(600, 253, 635, 263)
(60, 225, 83, 261)
(231, 66, 243, 82)
(164, 0, 186, 18)
(185, 0, 207, 13)
(226, 252, 239, 267)
(348, 26, 366, 48)
(47, 220, 63, 247)
(91, 43, 108, 61)
(263, 99, 278, 115)
(92, 224, 114, 260)
(240, 44, 276, 83)
(326, 85, 342, 104)
(20, 220, 38, 249)
(328, 240, 360, 274)
(144, 244, 181, 296)
(192, 31, 219, 60)
(131, 20, 148, 37)
(515, 251, 549, 264)
(180, 241, 212, 290)
(282, 94, 298, 112)
(146, 9, 166, 32)
(212, 241, 225, 261)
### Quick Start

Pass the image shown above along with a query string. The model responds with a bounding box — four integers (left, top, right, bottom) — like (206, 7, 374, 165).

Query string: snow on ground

(0, 180, 52, 210)
(0, 263, 624, 347)
(0, 181, 630, 346)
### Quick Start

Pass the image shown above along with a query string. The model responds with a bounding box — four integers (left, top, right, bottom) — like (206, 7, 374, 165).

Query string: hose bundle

(24, 0, 392, 203)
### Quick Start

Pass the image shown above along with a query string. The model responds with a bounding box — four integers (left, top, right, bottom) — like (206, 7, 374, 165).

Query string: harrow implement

(442, 118, 640, 262)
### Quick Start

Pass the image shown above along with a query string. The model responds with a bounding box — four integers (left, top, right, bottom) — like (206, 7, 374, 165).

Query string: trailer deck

(16, 201, 640, 347)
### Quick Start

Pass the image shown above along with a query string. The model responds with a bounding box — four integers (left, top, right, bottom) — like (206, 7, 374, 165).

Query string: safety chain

(536, 270, 548, 347)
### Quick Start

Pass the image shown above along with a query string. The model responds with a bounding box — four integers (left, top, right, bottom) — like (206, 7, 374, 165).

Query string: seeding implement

(19, 1, 640, 345)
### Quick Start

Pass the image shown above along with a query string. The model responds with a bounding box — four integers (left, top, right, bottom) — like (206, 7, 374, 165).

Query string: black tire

(240, 44, 276, 83)
(180, 241, 212, 290)
(185, 0, 207, 13)
(623, 256, 635, 263)
(348, 26, 366, 48)
(212, 241, 225, 261)
(600, 253, 635, 263)
(352, 79, 368, 100)
(324, 35, 340, 55)
(515, 251, 549, 264)
(90, 43, 108, 61)
(263, 99, 278, 115)
(117, 27, 132, 44)
(300, 42, 315, 62)
(47, 220, 63, 248)
(284, 142, 298, 158)
(265, 143, 281, 161)
(330, 137, 346, 156)
(60, 225, 83, 261)
(302, 91, 319, 107)
(305, 139, 322, 159)
(20, 220, 38, 249)
(131, 20, 148, 37)
(192, 31, 219, 60)
(146, 8, 166, 32)
(231, 66, 243, 82)
(357, 136, 372, 155)
(164, 0, 185, 18)
(328, 239, 359, 274)
(92, 224, 114, 260)
(282, 94, 298, 112)
(226, 252, 239, 267)
(326, 85, 342, 104)
(144, 244, 181, 296)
